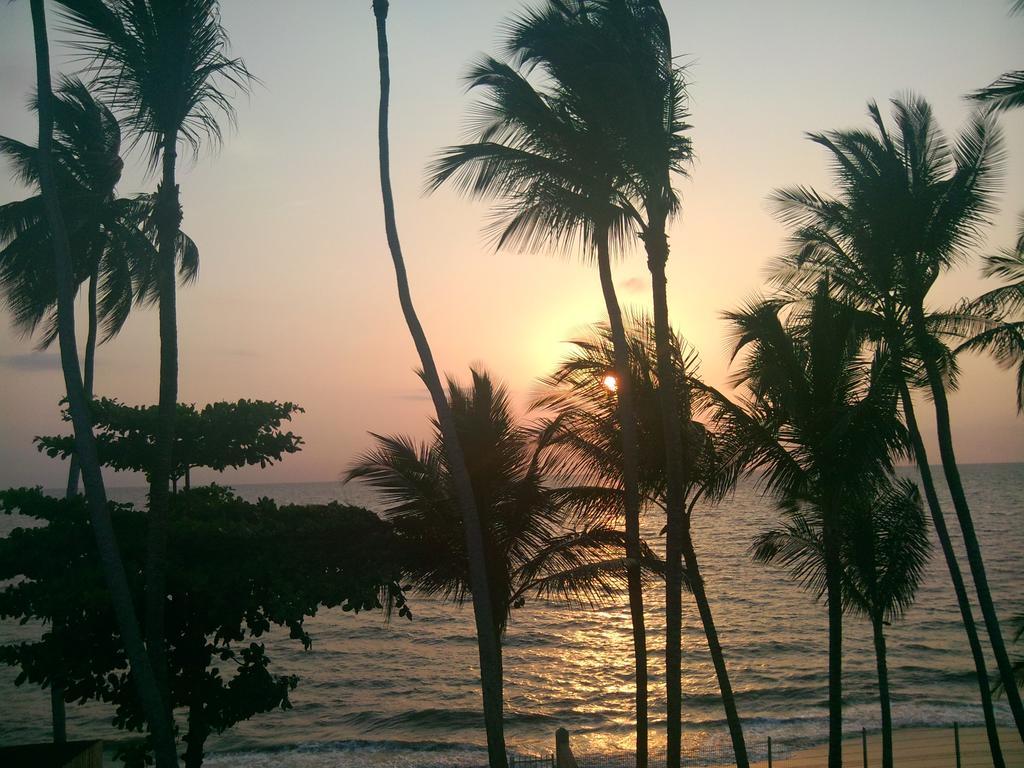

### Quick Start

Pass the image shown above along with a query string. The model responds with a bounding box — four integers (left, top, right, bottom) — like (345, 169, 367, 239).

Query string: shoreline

(751, 725, 1022, 768)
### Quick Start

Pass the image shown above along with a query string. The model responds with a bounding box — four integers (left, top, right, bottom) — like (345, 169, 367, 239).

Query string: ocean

(0, 464, 1021, 766)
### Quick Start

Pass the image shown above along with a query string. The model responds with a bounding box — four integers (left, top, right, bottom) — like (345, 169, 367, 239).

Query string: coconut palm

(559, 8, 694, 761)
(425, 4, 655, 758)
(0, 78, 199, 496)
(768, 96, 1021, 750)
(535, 315, 750, 766)
(967, 0, 1023, 113)
(370, 4, 507, 765)
(753, 478, 931, 768)
(22, 1, 177, 764)
(714, 283, 908, 768)
(953, 220, 1024, 412)
(55, 0, 253, 715)
(347, 369, 658, 702)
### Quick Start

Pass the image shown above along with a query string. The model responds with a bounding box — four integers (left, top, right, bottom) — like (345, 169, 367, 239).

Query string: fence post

(767, 736, 773, 768)
(954, 721, 961, 768)
(862, 727, 868, 768)
(555, 728, 579, 768)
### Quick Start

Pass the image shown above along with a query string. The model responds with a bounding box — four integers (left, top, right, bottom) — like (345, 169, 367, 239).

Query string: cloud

(0, 353, 62, 371)
(620, 276, 648, 293)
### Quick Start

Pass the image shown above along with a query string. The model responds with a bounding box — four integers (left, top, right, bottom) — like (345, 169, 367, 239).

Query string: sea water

(1, 464, 1021, 766)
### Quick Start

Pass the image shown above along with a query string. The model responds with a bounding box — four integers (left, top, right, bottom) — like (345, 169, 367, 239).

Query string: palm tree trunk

(897, 381, 1006, 766)
(372, 4, 507, 766)
(596, 224, 648, 768)
(823, 502, 843, 768)
(147, 133, 181, 711)
(54, 268, 99, 741)
(29, 3, 178, 765)
(64, 268, 97, 498)
(680, 525, 749, 767)
(910, 309, 1024, 739)
(643, 228, 687, 768)
(871, 615, 893, 768)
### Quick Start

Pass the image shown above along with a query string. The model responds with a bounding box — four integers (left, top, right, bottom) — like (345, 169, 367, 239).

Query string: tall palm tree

(22, 1, 177, 765)
(535, 315, 750, 766)
(714, 283, 908, 768)
(370, 4, 507, 765)
(0, 78, 200, 496)
(753, 478, 931, 768)
(55, 0, 252, 712)
(425, 4, 654, 758)
(560, 7, 694, 761)
(347, 369, 657, 687)
(769, 96, 1022, 749)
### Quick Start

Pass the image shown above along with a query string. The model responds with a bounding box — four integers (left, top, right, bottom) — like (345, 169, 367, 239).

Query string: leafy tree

(714, 283, 908, 768)
(37, 398, 304, 490)
(753, 478, 931, 768)
(425, 5, 656, 757)
(0, 77, 199, 496)
(347, 369, 660, 707)
(370, 3, 507, 764)
(55, 3, 254, 725)
(21, 0, 174, 758)
(536, 315, 749, 763)
(769, 96, 1021, 753)
(0, 486, 408, 768)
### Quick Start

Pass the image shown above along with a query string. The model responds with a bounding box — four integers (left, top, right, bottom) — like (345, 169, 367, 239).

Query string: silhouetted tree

(425, 5, 655, 756)
(23, 0, 176, 763)
(0, 78, 199, 496)
(371, 3, 507, 764)
(714, 283, 908, 768)
(56, 0, 253, 724)
(769, 96, 1020, 752)
(536, 315, 750, 765)
(754, 478, 930, 768)
(0, 485, 409, 768)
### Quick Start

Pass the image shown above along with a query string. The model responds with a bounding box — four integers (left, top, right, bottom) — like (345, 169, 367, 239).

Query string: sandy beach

(752, 726, 1023, 768)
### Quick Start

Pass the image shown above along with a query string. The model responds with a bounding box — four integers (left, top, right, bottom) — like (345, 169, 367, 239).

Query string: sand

(751, 726, 1023, 768)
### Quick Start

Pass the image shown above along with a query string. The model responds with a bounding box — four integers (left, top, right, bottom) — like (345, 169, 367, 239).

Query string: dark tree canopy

(0, 485, 408, 768)
(36, 398, 304, 485)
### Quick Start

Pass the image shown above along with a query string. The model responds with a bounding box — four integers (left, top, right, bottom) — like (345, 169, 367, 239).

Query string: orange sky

(0, 0, 1022, 488)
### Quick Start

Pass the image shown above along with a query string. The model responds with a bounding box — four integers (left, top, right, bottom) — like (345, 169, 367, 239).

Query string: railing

(543, 722, 1011, 768)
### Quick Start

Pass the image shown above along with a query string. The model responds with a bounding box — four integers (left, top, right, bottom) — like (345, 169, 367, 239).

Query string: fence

(526, 722, 1017, 768)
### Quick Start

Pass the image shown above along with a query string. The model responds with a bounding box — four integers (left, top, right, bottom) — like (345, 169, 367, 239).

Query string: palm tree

(370, 4, 507, 765)
(535, 315, 750, 766)
(953, 219, 1024, 411)
(55, 0, 253, 713)
(753, 478, 931, 768)
(714, 283, 908, 768)
(425, 4, 654, 758)
(22, 1, 177, 765)
(564, 7, 695, 761)
(967, 0, 1023, 113)
(347, 369, 656, 705)
(0, 77, 200, 497)
(769, 96, 1022, 750)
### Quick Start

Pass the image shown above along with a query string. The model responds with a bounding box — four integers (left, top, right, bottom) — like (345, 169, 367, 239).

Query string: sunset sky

(0, 0, 1021, 489)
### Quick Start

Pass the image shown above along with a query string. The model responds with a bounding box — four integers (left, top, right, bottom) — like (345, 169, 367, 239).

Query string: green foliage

(347, 368, 654, 635)
(36, 398, 304, 483)
(0, 485, 407, 766)
(0, 77, 198, 347)
(536, 313, 738, 521)
(752, 477, 931, 622)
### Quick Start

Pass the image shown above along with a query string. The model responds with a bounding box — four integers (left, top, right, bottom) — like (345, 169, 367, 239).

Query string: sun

(602, 374, 618, 393)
